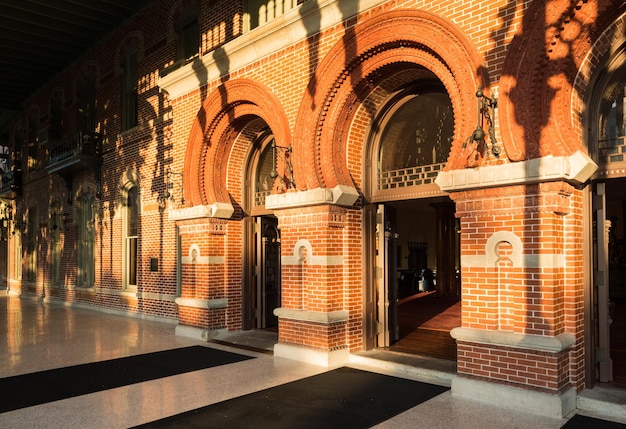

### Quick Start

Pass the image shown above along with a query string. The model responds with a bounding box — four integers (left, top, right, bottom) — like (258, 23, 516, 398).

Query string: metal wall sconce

(0, 199, 13, 241)
(158, 167, 184, 208)
(12, 219, 25, 235)
(50, 210, 70, 231)
(269, 139, 296, 191)
(462, 86, 500, 165)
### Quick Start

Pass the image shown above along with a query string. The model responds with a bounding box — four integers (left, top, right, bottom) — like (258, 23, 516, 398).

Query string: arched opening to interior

(367, 78, 460, 360)
(588, 48, 626, 387)
(243, 127, 281, 332)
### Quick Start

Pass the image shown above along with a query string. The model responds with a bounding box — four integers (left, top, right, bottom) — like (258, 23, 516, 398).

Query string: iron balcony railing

(0, 168, 22, 198)
(49, 132, 102, 166)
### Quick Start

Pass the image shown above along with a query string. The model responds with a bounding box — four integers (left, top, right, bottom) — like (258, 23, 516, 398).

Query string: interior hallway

(0, 293, 621, 428)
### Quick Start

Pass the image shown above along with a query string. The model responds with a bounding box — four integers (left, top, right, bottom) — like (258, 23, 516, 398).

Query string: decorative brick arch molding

(183, 78, 291, 210)
(499, 0, 625, 161)
(574, 9, 626, 145)
(292, 9, 490, 192)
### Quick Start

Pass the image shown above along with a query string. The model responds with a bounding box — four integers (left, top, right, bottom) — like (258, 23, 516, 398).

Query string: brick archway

(499, 0, 625, 162)
(184, 78, 291, 206)
(292, 9, 489, 191)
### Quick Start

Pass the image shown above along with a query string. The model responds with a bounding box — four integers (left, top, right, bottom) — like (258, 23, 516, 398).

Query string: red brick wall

(6, 0, 623, 394)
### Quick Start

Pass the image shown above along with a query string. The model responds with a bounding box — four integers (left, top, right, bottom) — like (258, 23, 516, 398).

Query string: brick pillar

(272, 204, 352, 366)
(448, 181, 582, 417)
(174, 217, 231, 340)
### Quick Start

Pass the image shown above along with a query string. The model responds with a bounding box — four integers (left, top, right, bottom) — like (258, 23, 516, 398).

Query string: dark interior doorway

(376, 197, 460, 360)
(254, 215, 280, 330)
(600, 179, 626, 386)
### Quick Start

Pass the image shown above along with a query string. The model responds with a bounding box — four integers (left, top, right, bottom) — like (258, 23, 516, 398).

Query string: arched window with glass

(77, 194, 95, 287)
(26, 207, 37, 283)
(375, 82, 454, 197)
(124, 185, 139, 289)
(252, 133, 277, 212)
(598, 69, 626, 167)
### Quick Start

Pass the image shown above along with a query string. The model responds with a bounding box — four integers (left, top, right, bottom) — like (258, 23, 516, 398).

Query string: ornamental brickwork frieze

(293, 9, 490, 191)
(451, 181, 574, 217)
(184, 79, 291, 207)
(499, 0, 625, 162)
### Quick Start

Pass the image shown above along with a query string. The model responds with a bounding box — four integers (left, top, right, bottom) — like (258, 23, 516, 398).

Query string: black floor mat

(562, 414, 626, 428)
(0, 345, 253, 413)
(135, 366, 450, 429)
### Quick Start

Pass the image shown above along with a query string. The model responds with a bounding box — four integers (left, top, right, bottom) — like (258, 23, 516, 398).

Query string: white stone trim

(134, 291, 178, 302)
(274, 342, 350, 367)
(175, 325, 228, 342)
(450, 327, 576, 353)
(266, 185, 359, 210)
(485, 231, 523, 266)
(180, 256, 224, 265)
(158, 0, 386, 99)
(168, 202, 234, 221)
(43, 297, 178, 324)
(66, 287, 179, 303)
(435, 151, 598, 191)
(274, 307, 349, 324)
(180, 244, 225, 264)
(452, 377, 576, 418)
(462, 253, 565, 269)
(175, 297, 228, 309)
(281, 238, 345, 265)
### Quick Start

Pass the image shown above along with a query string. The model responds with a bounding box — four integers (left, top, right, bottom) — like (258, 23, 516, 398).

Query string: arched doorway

(244, 130, 282, 331)
(588, 51, 626, 387)
(367, 78, 460, 359)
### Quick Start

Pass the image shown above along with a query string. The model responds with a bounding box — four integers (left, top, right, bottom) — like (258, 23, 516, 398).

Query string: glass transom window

(378, 87, 453, 190)
(598, 74, 626, 165)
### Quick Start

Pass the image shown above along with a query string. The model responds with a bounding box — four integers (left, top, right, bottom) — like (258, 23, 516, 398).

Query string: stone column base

(175, 324, 227, 342)
(452, 376, 576, 418)
(274, 342, 350, 367)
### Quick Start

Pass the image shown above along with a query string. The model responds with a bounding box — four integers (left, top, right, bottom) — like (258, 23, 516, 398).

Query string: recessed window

(26, 208, 37, 282)
(77, 194, 95, 287)
(121, 51, 138, 131)
(243, 0, 298, 32)
(77, 72, 97, 133)
(50, 202, 62, 287)
(598, 73, 626, 165)
(124, 185, 139, 288)
(178, 8, 199, 61)
(27, 110, 39, 172)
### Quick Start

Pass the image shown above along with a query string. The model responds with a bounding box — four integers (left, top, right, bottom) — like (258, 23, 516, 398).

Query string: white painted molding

(174, 297, 228, 309)
(462, 253, 565, 269)
(485, 231, 523, 267)
(158, 0, 386, 99)
(452, 377, 576, 418)
(180, 244, 225, 264)
(274, 342, 350, 367)
(266, 185, 360, 210)
(273, 307, 349, 324)
(450, 327, 576, 353)
(175, 325, 229, 342)
(281, 238, 345, 265)
(435, 151, 598, 191)
(168, 202, 234, 221)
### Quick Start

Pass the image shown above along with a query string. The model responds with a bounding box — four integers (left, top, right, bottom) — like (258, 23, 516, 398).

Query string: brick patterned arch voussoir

(293, 9, 489, 191)
(184, 79, 291, 206)
(499, 0, 626, 161)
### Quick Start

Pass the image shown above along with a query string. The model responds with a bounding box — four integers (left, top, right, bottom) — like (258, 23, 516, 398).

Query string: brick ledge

(274, 307, 349, 324)
(175, 297, 228, 309)
(450, 327, 576, 353)
(436, 151, 597, 192)
(266, 185, 359, 210)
